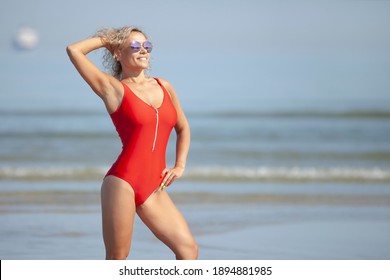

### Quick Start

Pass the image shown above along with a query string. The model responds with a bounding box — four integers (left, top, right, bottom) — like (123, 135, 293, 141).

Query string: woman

(66, 26, 198, 260)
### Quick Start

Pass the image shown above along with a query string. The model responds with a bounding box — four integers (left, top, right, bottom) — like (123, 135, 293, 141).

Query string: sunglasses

(129, 41, 153, 53)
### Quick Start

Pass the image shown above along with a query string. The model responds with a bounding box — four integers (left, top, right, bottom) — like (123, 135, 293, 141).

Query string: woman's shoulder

(154, 77, 176, 95)
(154, 77, 171, 87)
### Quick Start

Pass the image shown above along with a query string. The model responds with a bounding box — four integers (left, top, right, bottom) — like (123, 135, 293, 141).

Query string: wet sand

(1, 181, 390, 260)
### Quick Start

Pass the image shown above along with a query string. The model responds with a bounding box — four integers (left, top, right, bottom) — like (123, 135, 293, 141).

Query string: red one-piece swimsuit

(105, 78, 177, 206)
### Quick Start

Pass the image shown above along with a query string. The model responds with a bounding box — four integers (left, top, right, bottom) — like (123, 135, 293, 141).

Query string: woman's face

(119, 31, 151, 71)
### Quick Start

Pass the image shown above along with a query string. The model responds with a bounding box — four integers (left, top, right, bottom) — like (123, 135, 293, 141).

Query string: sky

(1, 0, 390, 54)
(1, 0, 390, 110)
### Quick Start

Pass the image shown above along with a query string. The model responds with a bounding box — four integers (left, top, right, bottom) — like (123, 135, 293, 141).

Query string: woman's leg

(136, 190, 198, 260)
(101, 176, 136, 260)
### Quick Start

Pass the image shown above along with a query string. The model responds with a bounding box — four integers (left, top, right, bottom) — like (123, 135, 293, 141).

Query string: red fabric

(105, 78, 177, 205)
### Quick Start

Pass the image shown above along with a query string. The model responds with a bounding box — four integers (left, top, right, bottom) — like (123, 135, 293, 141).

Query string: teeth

(139, 57, 147, 61)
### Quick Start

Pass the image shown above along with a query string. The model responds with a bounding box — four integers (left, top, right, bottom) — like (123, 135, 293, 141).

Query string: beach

(1, 180, 389, 260)
(1, 45, 390, 260)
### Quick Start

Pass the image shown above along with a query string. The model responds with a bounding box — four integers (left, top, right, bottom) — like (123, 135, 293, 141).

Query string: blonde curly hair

(94, 26, 148, 79)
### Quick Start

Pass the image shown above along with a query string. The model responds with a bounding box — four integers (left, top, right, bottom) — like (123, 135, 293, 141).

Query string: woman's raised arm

(66, 37, 120, 99)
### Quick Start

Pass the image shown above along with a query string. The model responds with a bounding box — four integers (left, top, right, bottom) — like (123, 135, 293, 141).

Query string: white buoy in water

(13, 26, 39, 50)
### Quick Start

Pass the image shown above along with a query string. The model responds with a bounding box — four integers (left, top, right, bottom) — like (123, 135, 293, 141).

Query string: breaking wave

(1, 166, 389, 183)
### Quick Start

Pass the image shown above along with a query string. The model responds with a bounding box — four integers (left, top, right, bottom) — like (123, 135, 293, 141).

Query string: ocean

(1, 49, 390, 259)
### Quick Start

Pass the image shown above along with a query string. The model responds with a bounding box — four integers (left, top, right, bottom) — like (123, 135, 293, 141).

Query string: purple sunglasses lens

(143, 41, 153, 53)
(130, 41, 141, 50)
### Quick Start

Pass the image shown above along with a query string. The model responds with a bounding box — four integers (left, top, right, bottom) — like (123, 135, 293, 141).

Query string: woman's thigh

(101, 175, 136, 259)
(136, 190, 197, 258)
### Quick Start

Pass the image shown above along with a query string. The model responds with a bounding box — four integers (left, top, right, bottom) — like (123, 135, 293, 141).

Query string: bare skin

(67, 30, 197, 260)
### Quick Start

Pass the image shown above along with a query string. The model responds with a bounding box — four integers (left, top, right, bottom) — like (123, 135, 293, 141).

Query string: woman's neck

(121, 70, 148, 83)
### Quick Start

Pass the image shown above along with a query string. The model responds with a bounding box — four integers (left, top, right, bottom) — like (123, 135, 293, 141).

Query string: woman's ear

(114, 50, 121, 62)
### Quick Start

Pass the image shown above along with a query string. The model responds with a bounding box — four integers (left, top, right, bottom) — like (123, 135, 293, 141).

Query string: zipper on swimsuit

(152, 107, 159, 151)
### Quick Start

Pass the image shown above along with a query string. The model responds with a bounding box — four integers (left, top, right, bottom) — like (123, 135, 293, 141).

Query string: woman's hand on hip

(159, 166, 185, 190)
